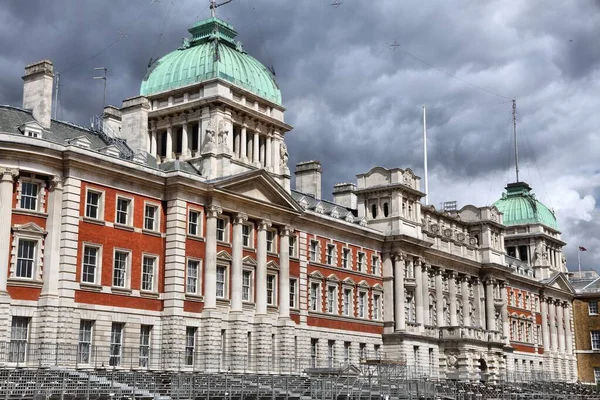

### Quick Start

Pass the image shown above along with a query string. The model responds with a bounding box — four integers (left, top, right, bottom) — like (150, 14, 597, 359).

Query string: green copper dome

(493, 182, 559, 230)
(140, 17, 281, 105)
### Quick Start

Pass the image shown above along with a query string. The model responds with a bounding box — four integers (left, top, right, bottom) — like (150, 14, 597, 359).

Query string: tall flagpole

(423, 105, 429, 205)
(578, 249, 581, 275)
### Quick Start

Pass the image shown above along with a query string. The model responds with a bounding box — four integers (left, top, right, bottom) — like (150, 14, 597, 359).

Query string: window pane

(116, 198, 130, 225)
(20, 182, 38, 210)
(82, 246, 98, 284)
(113, 252, 128, 287)
(78, 320, 93, 363)
(188, 211, 199, 235)
(142, 256, 155, 291)
(144, 205, 156, 231)
(187, 260, 198, 294)
(216, 266, 226, 298)
(16, 240, 36, 278)
(109, 323, 123, 366)
(10, 317, 29, 362)
(86, 191, 100, 219)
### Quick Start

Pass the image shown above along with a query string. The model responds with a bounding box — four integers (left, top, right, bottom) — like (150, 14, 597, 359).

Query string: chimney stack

(22, 60, 54, 129)
(295, 161, 322, 200)
(120, 96, 150, 154)
(103, 105, 122, 135)
(332, 183, 357, 209)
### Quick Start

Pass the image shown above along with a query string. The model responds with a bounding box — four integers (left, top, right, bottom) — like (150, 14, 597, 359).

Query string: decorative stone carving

(280, 142, 288, 167)
(49, 175, 64, 191)
(217, 120, 229, 147)
(0, 167, 19, 181)
(430, 224, 439, 234)
(443, 228, 453, 238)
(446, 351, 459, 369)
(457, 232, 465, 242)
(280, 225, 293, 237)
(233, 212, 248, 225)
(206, 204, 222, 218)
(258, 219, 272, 231)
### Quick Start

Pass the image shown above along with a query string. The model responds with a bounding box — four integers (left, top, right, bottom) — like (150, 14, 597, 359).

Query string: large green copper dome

(140, 17, 281, 105)
(494, 182, 559, 230)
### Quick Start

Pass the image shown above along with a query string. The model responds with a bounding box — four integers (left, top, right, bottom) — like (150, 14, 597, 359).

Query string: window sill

(111, 287, 132, 295)
(140, 291, 160, 299)
(114, 223, 134, 232)
(7, 278, 43, 288)
(267, 252, 279, 258)
(185, 293, 204, 302)
(12, 209, 48, 218)
(267, 304, 279, 311)
(187, 234, 205, 242)
(142, 229, 161, 237)
(79, 282, 103, 292)
(82, 217, 105, 226)
(243, 247, 256, 252)
(217, 241, 231, 247)
(216, 298, 231, 306)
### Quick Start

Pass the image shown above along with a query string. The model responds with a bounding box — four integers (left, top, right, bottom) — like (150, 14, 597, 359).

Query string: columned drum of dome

(140, 17, 282, 105)
(494, 181, 559, 230)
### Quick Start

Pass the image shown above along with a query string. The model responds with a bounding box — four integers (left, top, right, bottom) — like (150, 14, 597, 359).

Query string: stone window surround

(288, 235, 297, 258)
(341, 279, 355, 317)
(326, 243, 336, 266)
(143, 201, 161, 233)
(266, 273, 277, 306)
(185, 257, 203, 296)
(187, 207, 203, 238)
(115, 194, 134, 227)
(289, 277, 298, 308)
(266, 228, 278, 254)
(342, 247, 351, 269)
(111, 248, 132, 290)
(16, 175, 47, 213)
(309, 278, 322, 312)
(216, 215, 230, 243)
(589, 300, 598, 315)
(216, 261, 229, 299)
(140, 252, 159, 293)
(80, 242, 103, 286)
(309, 239, 320, 263)
(10, 223, 45, 282)
(84, 187, 105, 221)
(242, 222, 254, 248)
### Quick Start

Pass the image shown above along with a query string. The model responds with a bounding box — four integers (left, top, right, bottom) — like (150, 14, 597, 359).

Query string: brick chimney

(22, 60, 54, 129)
(295, 161, 322, 200)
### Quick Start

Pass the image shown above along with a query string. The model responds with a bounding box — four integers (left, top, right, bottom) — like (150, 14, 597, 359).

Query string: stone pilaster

(472, 277, 481, 327)
(541, 296, 550, 353)
(461, 275, 470, 327)
(279, 225, 292, 319)
(435, 268, 444, 326)
(414, 258, 423, 327)
(557, 302, 565, 354)
(549, 299, 558, 353)
(394, 254, 405, 331)
(421, 262, 429, 326)
(485, 278, 495, 331)
(0, 167, 17, 342)
(500, 281, 509, 342)
(382, 252, 394, 330)
(256, 219, 271, 315)
(448, 271, 457, 326)
(204, 204, 222, 310)
(230, 213, 247, 312)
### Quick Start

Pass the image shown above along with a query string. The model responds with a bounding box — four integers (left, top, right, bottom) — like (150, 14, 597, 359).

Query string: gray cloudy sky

(1, 0, 599, 271)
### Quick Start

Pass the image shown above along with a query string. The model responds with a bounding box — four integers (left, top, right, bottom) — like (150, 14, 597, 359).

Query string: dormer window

(19, 121, 43, 139)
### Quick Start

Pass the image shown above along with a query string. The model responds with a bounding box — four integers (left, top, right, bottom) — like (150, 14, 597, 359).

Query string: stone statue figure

(561, 253, 567, 269)
(280, 142, 289, 166)
(446, 352, 458, 369)
(217, 120, 229, 147)
(203, 129, 216, 151)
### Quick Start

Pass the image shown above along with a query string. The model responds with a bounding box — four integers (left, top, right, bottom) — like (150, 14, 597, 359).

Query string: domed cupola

(140, 17, 282, 105)
(494, 182, 558, 230)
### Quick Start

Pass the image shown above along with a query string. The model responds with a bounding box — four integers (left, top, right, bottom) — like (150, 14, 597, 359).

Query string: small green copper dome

(493, 182, 559, 230)
(140, 17, 281, 105)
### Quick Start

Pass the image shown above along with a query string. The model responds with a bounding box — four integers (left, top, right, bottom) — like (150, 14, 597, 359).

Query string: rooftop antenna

(512, 99, 519, 182)
(94, 67, 107, 109)
(210, 0, 234, 18)
(423, 105, 429, 205)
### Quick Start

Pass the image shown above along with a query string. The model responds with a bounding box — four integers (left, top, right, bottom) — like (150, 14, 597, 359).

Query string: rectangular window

(326, 244, 335, 265)
(78, 320, 93, 364)
(289, 236, 296, 257)
(310, 282, 320, 312)
(373, 294, 381, 320)
(85, 190, 102, 219)
(266, 230, 275, 253)
(113, 251, 129, 288)
(216, 266, 226, 298)
(139, 325, 151, 368)
(16, 239, 36, 279)
(242, 270, 252, 302)
(310, 240, 319, 262)
(289, 278, 297, 308)
(242, 224, 252, 247)
(372, 256, 379, 275)
(82, 245, 99, 284)
(186, 259, 200, 294)
(357, 252, 365, 272)
(141, 256, 156, 292)
(595, 368, 600, 384)
(342, 248, 350, 269)
(310, 339, 318, 368)
(374, 344, 381, 359)
(358, 292, 366, 318)
(217, 218, 227, 242)
(9, 317, 29, 362)
(115, 197, 132, 225)
(327, 285, 337, 314)
(267, 275, 276, 305)
(185, 327, 196, 366)
(144, 204, 158, 231)
(188, 210, 200, 236)
(328, 340, 335, 368)
(109, 323, 124, 367)
(592, 331, 600, 350)
(359, 343, 366, 360)
(20, 181, 38, 211)
(590, 301, 599, 315)
(343, 288, 352, 316)
(344, 342, 351, 364)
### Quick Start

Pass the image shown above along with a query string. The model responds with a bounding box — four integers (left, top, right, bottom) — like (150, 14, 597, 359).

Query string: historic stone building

(0, 13, 577, 381)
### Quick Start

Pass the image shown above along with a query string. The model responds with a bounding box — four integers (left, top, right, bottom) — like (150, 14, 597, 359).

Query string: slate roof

(291, 189, 360, 224)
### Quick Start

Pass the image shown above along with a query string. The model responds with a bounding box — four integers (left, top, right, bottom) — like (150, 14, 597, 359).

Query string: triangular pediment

(267, 260, 279, 270)
(12, 222, 46, 236)
(543, 272, 574, 294)
(217, 250, 233, 261)
(309, 270, 324, 279)
(242, 256, 257, 266)
(215, 170, 303, 213)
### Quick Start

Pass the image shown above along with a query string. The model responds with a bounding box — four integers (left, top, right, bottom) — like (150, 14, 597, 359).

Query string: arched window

(371, 204, 377, 219)
(383, 203, 389, 218)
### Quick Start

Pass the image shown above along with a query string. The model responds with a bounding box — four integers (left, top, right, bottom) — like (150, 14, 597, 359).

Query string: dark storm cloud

(1, 0, 599, 271)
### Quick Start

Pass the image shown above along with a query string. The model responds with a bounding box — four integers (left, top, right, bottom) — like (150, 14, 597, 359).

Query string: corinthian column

(256, 219, 271, 315)
(279, 226, 292, 319)
(549, 299, 558, 353)
(541, 296, 550, 352)
(448, 271, 457, 326)
(0, 167, 18, 293)
(435, 269, 443, 327)
(414, 259, 424, 327)
(422, 263, 430, 325)
(265, 135, 272, 170)
(240, 125, 247, 161)
(485, 278, 495, 331)
(564, 302, 573, 355)
(41, 176, 63, 298)
(461, 275, 470, 327)
(231, 213, 247, 312)
(557, 301, 566, 354)
(500, 281, 509, 341)
(394, 254, 405, 331)
(204, 205, 222, 309)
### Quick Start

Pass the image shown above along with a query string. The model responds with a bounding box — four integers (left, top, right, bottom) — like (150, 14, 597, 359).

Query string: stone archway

(478, 358, 488, 382)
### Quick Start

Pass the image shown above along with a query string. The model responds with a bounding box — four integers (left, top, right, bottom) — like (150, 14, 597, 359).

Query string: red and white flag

(579, 246, 588, 252)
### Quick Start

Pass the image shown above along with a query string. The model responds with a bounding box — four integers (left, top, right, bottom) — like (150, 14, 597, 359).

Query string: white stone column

(448, 271, 457, 326)
(241, 126, 247, 161)
(231, 213, 247, 312)
(549, 299, 558, 352)
(541, 296, 550, 352)
(394, 254, 405, 331)
(485, 278, 495, 331)
(500, 281, 510, 340)
(435, 269, 444, 327)
(279, 225, 291, 319)
(272, 134, 281, 175)
(256, 219, 271, 315)
(165, 126, 173, 160)
(253, 131, 260, 165)
(41, 176, 63, 297)
(461, 275, 470, 327)
(0, 167, 17, 293)
(204, 205, 222, 309)
(151, 129, 157, 157)
(266, 134, 272, 170)
(564, 302, 573, 355)
(422, 263, 429, 325)
(414, 259, 424, 327)
(181, 122, 189, 158)
(557, 301, 566, 354)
